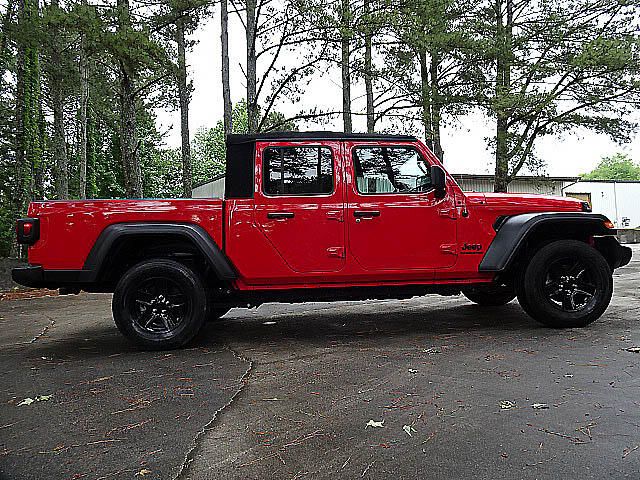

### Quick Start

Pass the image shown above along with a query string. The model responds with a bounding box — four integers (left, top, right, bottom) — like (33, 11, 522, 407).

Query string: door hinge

(438, 207, 458, 219)
(326, 210, 344, 222)
(440, 243, 457, 255)
(327, 247, 345, 258)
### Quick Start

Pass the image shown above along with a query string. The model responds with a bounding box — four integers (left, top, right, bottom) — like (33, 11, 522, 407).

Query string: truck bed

(26, 199, 225, 270)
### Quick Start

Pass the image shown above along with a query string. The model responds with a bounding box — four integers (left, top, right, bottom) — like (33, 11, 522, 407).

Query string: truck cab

(13, 132, 632, 349)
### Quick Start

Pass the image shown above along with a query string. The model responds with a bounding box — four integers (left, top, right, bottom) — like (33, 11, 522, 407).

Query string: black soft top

(227, 131, 417, 144)
(225, 131, 418, 199)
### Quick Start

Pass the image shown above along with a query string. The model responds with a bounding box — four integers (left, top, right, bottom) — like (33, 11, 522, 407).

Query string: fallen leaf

(500, 401, 516, 410)
(403, 425, 416, 436)
(423, 347, 441, 354)
(531, 403, 549, 410)
(366, 420, 384, 428)
(135, 469, 152, 477)
(17, 395, 52, 406)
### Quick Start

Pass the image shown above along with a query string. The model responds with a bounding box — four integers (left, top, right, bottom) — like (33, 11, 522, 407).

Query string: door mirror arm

(430, 165, 447, 199)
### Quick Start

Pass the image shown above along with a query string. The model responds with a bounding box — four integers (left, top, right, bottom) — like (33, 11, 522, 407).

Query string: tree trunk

(117, 0, 142, 198)
(363, 0, 374, 133)
(419, 51, 433, 151)
(14, 0, 41, 214)
(51, 78, 68, 198)
(77, 0, 89, 199)
(0, 0, 15, 76)
(246, 0, 258, 133)
(221, 0, 232, 135)
(493, 0, 512, 193)
(429, 52, 443, 162)
(176, 16, 192, 198)
(50, 0, 68, 199)
(341, 0, 352, 133)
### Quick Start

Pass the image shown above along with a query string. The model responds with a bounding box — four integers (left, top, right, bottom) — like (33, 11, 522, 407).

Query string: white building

(191, 173, 225, 198)
(563, 180, 640, 228)
(453, 174, 578, 196)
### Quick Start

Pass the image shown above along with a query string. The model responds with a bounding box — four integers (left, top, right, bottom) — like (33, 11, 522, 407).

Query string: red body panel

(25, 138, 586, 291)
(27, 199, 224, 270)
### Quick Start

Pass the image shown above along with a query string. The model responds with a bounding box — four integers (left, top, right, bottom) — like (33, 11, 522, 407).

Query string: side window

(353, 146, 431, 194)
(263, 146, 333, 195)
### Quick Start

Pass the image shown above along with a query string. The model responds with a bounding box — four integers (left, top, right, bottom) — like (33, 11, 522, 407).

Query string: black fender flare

(84, 223, 237, 281)
(478, 212, 618, 272)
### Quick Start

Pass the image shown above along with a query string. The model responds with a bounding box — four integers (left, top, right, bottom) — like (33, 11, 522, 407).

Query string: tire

(112, 259, 207, 349)
(517, 240, 612, 328)
(462, 284, 516, 306)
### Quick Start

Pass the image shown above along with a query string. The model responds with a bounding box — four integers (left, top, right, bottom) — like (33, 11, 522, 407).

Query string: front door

(345, 142, 458, 271)
(253, 141, 346, 273)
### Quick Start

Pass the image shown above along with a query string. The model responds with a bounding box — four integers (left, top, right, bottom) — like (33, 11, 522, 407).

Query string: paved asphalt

(1, 245, 639, 479)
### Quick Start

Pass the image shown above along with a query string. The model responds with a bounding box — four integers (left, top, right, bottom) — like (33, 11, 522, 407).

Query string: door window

(353, 146, 431, 194)
(263, 146, 333, 195)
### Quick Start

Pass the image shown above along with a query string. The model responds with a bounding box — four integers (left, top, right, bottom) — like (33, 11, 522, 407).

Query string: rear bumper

(11, 266, 44, 287)
(11, 266, 90, 289)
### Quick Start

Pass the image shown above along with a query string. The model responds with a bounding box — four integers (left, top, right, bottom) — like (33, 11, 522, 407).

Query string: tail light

(16, 218, 40, 245)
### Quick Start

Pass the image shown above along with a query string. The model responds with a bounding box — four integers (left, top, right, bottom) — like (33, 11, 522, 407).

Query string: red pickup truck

(13, 132, 632, 349)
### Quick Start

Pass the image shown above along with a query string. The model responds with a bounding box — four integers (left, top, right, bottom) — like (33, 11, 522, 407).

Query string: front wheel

(518, 240, 613, 328)
(112, 259, 207, 349)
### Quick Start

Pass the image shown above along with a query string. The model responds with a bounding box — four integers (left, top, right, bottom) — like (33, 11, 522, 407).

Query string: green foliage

(581, 153, 640, 181)
(192, 100, 296, 186)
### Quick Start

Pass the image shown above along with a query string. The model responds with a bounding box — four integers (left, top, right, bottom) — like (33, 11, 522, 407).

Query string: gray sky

(155, 15, 640, 178)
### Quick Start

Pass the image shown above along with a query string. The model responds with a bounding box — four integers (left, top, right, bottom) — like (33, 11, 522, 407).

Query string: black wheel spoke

(544, 256, 598, 313)
(128, 277, 189, 335)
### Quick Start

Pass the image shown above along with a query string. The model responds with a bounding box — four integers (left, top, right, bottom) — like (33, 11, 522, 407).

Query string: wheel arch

(85, 223, 237, 286)
(479, 213, 619, 275)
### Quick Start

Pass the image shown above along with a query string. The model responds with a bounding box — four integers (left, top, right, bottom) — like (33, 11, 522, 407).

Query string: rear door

(345, 141, 458, 271)
(253, 141, 346, 273)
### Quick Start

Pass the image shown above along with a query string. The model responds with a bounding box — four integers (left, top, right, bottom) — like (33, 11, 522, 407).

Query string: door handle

(353, 210, 380, 218)
(267, 212, 294, 219)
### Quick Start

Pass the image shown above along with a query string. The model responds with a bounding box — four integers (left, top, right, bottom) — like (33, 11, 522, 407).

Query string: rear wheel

(462, 284, 516, 306)
(517, 240, 612, 328)
(112, 259, 207, 349)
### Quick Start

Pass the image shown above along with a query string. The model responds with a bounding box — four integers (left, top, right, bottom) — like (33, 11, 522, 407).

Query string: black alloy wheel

(128, 276, 191, 335)
(543, 257, 597, 313)
(517, 240, 612, 328)
(113, 259, 207, 349)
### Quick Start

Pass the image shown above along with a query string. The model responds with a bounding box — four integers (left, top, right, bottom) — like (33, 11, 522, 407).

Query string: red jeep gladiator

(13, 132, 632, 349)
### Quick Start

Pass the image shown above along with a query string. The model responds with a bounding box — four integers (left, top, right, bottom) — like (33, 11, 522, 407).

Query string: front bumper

(594, 236, 632, 269)
(617, 244, 633, 269)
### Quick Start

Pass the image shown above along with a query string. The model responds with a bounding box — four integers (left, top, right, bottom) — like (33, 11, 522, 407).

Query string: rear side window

(263, 146, 333, 195)
(353, 146, 431, 194)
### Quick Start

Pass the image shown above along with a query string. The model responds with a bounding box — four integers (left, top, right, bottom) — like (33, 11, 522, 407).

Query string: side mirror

(431, 165, 446, 199)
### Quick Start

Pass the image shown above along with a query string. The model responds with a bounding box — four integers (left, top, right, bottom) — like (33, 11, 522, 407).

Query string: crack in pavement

(28, 318, 55, 344)
(173, 344, 254, 480)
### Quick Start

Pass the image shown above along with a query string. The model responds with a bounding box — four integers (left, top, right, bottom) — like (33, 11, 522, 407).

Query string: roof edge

(227, 131, 418, 144)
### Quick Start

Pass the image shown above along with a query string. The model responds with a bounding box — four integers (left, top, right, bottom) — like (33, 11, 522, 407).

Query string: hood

(464, 192, 584, 212)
